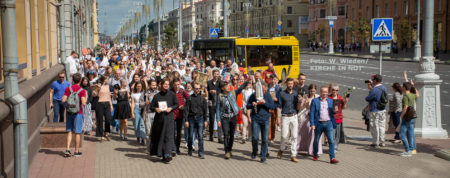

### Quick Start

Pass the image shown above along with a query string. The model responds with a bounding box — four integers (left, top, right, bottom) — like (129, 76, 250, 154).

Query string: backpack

(67, 87, 84, 114)
(376, 88, 388, 110)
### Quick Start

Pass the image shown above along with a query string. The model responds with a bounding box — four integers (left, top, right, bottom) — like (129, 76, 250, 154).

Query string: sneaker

(369, 144, 379, 148)
(379, 143, 385, 147)
(73, 152, 82, 157)
(400, 152, 412, 157)
(171, 151, 177, 157)
(124, 137, 128, 141)
(393, 140, 402, 144)
(199, 154, 205, 159)
(119, 134, 123, 139)
(330, 158, 339, 164)
(313, 156, 319, 161)
(260, 158, 266, 163)
(163, 156, 172, 163)
(240, 139, 246, 144)
(64, 150, 72, 157)
(411, 150, 417, 154)
(269, 140, 275, 145)
(290, 157, 299, 163)
(277, 150, 283, 159)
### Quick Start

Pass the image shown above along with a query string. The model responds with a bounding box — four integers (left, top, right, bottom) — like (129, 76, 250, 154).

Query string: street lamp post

(414, 0, 448, 138)
(223, 0, 228, 37)
(328, 0, 334, 54)
(244, 2, 251, 38)
(413, 0, 421, 61)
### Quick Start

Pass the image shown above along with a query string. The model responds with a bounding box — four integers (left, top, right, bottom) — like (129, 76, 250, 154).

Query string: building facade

(0, 0, 97, 177)
(229, 0, 309, 47)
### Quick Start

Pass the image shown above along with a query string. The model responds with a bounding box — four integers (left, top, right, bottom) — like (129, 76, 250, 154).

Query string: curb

(301, 52, 450, 65)
(435, 149, 450, 161)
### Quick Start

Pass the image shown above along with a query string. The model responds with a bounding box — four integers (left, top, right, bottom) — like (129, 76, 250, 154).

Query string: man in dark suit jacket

(310, 86, 339, 164)
(207, 69, 222, 142)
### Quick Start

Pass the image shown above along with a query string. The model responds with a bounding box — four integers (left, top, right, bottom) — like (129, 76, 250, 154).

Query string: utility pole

(244, 2, 251, 38)
(413, 0, 421, 61)
(223, 0, 228, 37)
(328, 0, 334, 54)
(157, 1, 162, 52)
(178, 0, 183, 51)
(414, 0, 448, 138)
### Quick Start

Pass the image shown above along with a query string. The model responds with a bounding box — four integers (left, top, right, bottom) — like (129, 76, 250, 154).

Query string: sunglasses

(194, 88, 201, 90)
(332, 89, 339, 91)
(59, 76, 65, 79)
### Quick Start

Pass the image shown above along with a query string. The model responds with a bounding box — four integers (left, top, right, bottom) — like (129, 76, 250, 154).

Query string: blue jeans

(53, 100, 66, 122)
(314, 121, 335, 159)
(400, 118, 416, 152)
(188, 117, 204, 154)
(111, 104, 119, 131)
(252, 120, 269, 160)
(133, 106, 146, 139)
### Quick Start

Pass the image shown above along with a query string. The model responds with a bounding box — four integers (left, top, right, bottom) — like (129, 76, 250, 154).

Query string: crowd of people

(49, 44, 418, 164)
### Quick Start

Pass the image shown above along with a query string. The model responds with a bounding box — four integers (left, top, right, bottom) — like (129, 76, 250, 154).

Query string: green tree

(395, 18, 413, 51)
(346, 20, 358, 43)
(147, 29, 155, 46)
(357, 18, 370, 47)
(163, 22, 177, 48)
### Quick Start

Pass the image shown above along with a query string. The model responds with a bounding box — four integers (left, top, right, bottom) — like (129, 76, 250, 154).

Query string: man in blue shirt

(49, 72, 70, 122)
(276, 78, 302, 163)
(365, 74, 387, 148)
(247, 82, 276, 163)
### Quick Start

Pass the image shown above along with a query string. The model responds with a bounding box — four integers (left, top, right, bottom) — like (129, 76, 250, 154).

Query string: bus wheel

(281, 69, 287, 81)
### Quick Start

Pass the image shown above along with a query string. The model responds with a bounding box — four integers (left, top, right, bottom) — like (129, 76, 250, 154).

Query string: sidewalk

(29, 110, 450, 178)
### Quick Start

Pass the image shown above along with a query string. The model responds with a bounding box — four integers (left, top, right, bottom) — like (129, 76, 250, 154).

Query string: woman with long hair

(114, 79, 132, 140)
(297, 84, 322, 155)
(131, 81, 146, 145)
(389, 83, 403, 143)
(81, 77, 93, 135)
(95, 75, 113, 142)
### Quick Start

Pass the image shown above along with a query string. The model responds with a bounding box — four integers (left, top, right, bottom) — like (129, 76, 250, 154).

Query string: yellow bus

(193, 36, 300, 80)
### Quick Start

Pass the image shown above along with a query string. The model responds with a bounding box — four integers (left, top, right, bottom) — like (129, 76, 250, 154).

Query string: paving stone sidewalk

(30, 109, 450, 178)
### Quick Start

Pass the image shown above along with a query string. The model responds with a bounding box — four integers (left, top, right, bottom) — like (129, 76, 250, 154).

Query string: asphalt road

(299, 54, 450, 132)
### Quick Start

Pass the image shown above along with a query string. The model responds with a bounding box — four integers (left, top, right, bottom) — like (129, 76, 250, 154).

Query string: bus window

(246, 46, 292, 67)
(236, 46, 246, 67)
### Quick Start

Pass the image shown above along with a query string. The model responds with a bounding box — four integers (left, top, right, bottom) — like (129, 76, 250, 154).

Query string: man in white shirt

(65, 51, 79, 75)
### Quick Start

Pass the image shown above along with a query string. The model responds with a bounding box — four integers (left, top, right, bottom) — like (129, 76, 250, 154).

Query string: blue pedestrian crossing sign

(210, 28, 219, 38)
(372, 18, 393, 41)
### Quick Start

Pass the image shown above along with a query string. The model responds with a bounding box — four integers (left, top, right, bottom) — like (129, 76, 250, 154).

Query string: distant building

(229, 0, 309, 47)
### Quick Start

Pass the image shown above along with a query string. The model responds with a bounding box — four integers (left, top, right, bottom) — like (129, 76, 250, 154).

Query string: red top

(329, 94, 344, 123)
(262, 69, 275, 84)
(64, 84, 87, 114)
(173, 89, 189, 120)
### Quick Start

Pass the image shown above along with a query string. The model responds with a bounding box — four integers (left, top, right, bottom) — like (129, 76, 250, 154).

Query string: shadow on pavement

(39, 149, 65, 157)
(124, 153, 163, 163)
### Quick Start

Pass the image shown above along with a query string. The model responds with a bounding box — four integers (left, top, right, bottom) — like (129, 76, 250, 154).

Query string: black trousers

(209, 105, 223, 141)
(221, 116, 237, 153)
(95, 102, 111, 137)
(174, 118, 184, 152)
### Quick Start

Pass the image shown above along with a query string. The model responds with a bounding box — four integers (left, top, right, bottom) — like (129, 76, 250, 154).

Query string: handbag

(404, 95, 416, 121)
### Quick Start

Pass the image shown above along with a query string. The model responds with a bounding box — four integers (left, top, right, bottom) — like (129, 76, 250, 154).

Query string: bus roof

(221, 36, 299, 46)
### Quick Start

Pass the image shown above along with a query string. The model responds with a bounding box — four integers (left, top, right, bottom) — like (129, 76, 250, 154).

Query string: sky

(97, 0, 180, 36)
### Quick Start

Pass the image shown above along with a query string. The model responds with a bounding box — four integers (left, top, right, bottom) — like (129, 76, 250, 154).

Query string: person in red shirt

(172, 78, 189, 154)
(328, 85, 349, 151)
(230, 75, 244, 141)
(62, 73, 87, 157)
(262, 62, 278, 84)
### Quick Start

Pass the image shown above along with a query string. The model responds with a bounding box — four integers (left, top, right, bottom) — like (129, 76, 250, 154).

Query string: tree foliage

(163, 22, 177, 48)
(395, 18, 413, 50)
(357, 18, 370, 45)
